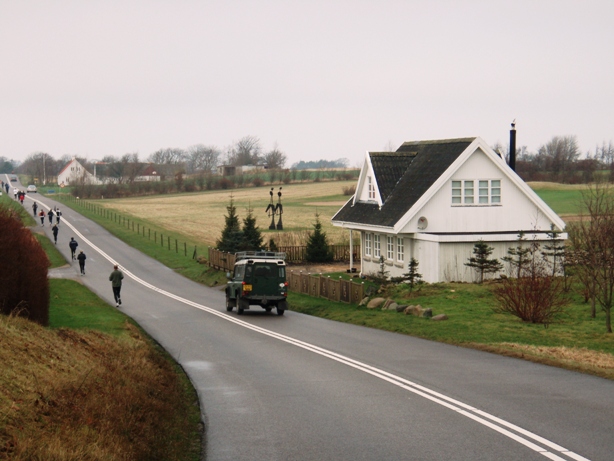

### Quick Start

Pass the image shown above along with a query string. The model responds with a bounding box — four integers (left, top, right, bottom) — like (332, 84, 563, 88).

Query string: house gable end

(394, 138, 566, 233)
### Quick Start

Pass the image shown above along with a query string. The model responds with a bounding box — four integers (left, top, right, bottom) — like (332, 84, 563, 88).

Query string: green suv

(225, 251, 289, 315)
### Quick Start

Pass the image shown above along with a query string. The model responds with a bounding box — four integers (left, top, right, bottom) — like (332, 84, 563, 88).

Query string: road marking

(51, 208, 590, 461)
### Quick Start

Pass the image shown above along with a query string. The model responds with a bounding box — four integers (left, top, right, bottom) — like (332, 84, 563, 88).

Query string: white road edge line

(44, 206, 589, 461)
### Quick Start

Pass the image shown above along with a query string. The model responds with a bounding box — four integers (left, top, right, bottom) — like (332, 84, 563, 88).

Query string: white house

(57, 157, 99, 186)
(331, 137, 567, 283)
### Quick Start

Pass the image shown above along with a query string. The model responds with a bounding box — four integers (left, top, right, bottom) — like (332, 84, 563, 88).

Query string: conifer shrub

(305, 213, 333, 262)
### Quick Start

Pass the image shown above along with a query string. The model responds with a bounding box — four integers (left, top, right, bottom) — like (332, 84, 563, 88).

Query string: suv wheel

(225, 296, 235, 312)
(237, 298, 248, 315)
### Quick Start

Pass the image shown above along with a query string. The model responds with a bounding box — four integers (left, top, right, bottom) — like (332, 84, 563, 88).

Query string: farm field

(527, 181, 588, 218)
(91, 180, 592, 252)
(96, 180, 354, 248)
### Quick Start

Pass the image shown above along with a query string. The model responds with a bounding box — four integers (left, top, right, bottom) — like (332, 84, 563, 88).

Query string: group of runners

(16, 189, 126, 308)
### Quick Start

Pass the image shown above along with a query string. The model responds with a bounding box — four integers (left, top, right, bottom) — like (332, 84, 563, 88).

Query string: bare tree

(187, 144, 220, 173)
(228, 136, 262, 166)
(122, 153, 141, 183)
(536, 135, 580, 178)
(569, 181, 614, 333)
(263, 144, 287, 170)
(148, 147, 187, 165)
(19, 152, 62, 184)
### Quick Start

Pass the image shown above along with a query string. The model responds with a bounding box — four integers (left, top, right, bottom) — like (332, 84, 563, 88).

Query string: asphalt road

(12, 180, 614, 461)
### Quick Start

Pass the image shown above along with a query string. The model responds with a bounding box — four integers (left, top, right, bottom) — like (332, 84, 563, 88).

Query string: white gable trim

(392, 137, 566, 234)
(352, 151, 383, 207)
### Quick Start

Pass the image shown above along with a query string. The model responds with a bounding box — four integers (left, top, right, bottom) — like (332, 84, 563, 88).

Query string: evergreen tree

(502, 232, 532, 278)
(465, 240, 503, 283)
(240, 206, 264, 251)
(542, 224, 566, 276)
(403, 257, 423, 294)
(216, 195, 243, 253)
(305, 213, 333, 262)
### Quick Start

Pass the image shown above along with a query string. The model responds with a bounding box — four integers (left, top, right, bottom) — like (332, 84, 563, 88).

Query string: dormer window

(368, 176, 375, 200)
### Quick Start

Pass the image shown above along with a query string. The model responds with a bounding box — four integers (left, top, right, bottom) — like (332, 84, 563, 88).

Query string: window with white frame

(452, 179, 501, 205)
(368, 176, 376, 200)
(373, 234, 381, 257)
(396, 237, 404, 262)
(365, 233, 372, 256)
(387, 236, 394, 260)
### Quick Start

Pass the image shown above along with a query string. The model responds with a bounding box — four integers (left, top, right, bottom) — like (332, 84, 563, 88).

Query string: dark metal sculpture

(266, 187, 283, 230)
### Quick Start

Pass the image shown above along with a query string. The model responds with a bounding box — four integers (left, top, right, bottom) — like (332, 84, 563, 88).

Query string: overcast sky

(1, 0, 613, 167)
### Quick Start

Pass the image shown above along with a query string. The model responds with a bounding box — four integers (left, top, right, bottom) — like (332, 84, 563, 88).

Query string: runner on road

(109, 265, 124, 307)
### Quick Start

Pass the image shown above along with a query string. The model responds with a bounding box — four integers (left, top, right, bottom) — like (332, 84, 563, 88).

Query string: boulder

(432, 314, 449, 321)
(396, 304, 408, 313)
(385, 302, 398, 311)
(367, 297, 386, 309)
(412, 305, 424, 317)
(421, 308, 433, 318)
(359, 297, 369, 306)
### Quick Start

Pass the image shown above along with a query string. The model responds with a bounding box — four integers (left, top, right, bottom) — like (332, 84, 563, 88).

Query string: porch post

(349, 229, 353, 271)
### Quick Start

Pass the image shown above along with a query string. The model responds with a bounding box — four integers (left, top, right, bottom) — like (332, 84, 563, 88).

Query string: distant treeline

(70, 168, 360, 200)
(290, 159, 350, 170)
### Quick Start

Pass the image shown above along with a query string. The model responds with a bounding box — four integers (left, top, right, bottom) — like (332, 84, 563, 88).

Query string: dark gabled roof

(332, 138, 475, 228)
(369, 152, 416, 202)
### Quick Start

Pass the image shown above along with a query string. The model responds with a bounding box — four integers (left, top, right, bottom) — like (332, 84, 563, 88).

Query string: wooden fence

(288, 271, 364, 305)
(208, 245, 360, 272)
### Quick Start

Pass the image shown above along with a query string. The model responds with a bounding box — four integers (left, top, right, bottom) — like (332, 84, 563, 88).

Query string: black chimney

(509, 120, 516, 171)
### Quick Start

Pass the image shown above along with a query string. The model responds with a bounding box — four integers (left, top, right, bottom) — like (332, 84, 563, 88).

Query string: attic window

(368, 176, 375, 200)
(452, 179, 501, 206)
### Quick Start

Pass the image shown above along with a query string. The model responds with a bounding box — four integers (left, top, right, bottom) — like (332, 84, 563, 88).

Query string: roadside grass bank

(288, 280, 614, 380)
(1, 201, 202, 460)
(52, 182, 614, 380)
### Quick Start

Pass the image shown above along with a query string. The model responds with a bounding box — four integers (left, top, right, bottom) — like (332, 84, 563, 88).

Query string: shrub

(342, 185, 356, 196)
(493, 239, 569, 326)
(0, 206, 50, 325)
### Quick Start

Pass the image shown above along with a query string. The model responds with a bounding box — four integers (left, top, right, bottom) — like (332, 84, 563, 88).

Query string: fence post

(167, 236, 170, 250)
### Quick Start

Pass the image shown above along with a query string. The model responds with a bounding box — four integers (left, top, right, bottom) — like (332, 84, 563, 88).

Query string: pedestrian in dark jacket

(56, 209, 62, 225)
(52, 224, 59, 244)
(32, 202, 38, 216)
(69, 237, 78, 260)
(109, 265, 124, 307)
(77, 251, 86, 275)
(47, 209, 54, 226)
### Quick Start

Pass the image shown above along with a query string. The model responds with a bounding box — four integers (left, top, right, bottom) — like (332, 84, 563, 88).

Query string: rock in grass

(367, 297, 386, 309)
(431, 314, 448, 321)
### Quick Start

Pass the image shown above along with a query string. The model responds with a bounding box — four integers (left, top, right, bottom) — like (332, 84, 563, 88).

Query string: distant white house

(331, 137, 567, 283)
(57, 157, 99, 186)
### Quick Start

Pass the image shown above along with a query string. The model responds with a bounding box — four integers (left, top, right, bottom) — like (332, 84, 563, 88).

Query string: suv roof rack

(235, 251, 286, 261)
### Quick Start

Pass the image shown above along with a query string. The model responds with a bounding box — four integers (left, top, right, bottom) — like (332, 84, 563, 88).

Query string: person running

(77, 251, 86, 275)
(32, 202, 38, 216)
(47, 209, 54, 226)
(38, 209, 45, 226)
(69, 237, 78, 260)
(56, 209, 62, 225)
(51, 224, 59, 244)
(109, 265, 124, 307)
